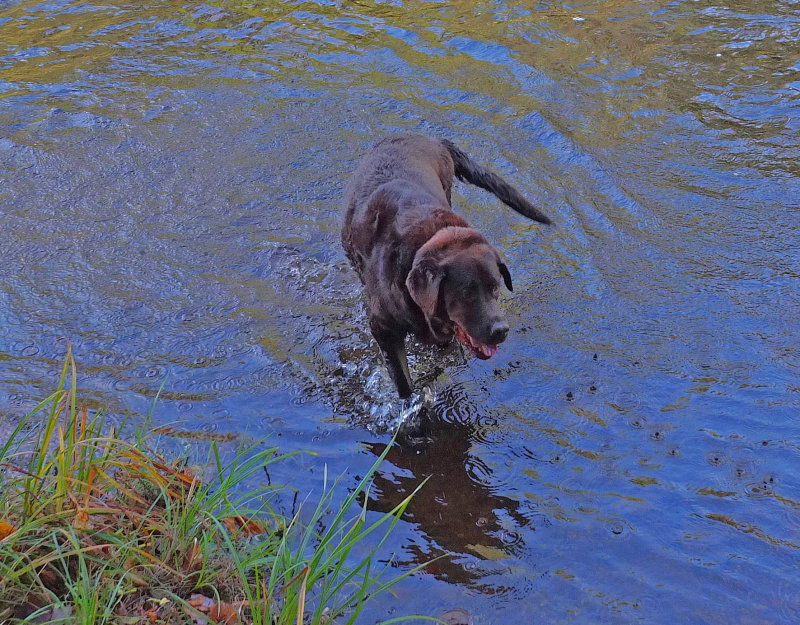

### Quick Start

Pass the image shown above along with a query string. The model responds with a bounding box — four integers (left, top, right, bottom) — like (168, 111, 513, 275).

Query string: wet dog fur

(341, 134, 550, 398)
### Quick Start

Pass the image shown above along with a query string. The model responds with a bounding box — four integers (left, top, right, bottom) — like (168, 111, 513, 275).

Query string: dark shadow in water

(363, 392, 531, 587)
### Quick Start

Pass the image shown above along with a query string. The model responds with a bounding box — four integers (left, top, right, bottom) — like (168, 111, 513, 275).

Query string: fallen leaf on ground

(221, 515, 267, 537)
(0, 520, 15, 540)
(152, 460, 199, 487)
(38, 566, 61, 590)
(187, 594, 239, 624)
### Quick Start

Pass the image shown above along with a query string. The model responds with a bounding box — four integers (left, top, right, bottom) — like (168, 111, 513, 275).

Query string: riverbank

(0, 350, 425, 624)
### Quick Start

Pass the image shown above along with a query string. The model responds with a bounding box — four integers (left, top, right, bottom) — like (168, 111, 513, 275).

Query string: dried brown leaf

(151, 426, 176, 435)
(151, 460, 198, 487)
(182, 538, 202, 573)
(209, 600, 239, 624)
(187, 594, 239, 624)
(188, 594, 214, 611)
(38, 566, 61, 590)
(296, 567, 309, 625)
(221, 515, 267, 537)
(73, 507, 89, 529)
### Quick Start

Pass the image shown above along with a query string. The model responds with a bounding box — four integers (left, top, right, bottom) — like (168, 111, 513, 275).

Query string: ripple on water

(498, 529, 522, 547)
(19, 344, 40, 357)
(439, 608, 474, 625)
(769, 579, 800, 625)
(464, 456, 495, 488)
(437, 383, 480, 428)
(608, 388, 643, 415)
(628, 414, 647, 430)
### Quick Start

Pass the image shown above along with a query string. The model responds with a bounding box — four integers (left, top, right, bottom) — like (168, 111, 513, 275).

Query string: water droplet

(629, 416, 646, 429)
(500, 529, 521, 546)
(706, 451, 725, 466)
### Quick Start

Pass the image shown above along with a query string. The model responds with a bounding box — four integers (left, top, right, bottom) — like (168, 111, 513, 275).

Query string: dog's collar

(415, 226, 487, 259)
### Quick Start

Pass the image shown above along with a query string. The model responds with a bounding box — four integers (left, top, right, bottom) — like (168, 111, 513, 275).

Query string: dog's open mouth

(453, 324, 499, 360)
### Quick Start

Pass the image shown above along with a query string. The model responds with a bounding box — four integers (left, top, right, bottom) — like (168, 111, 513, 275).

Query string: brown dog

(341, 134, 550, 398)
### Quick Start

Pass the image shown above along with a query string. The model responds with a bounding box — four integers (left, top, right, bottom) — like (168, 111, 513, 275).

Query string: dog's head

(406, 227, 513, 359)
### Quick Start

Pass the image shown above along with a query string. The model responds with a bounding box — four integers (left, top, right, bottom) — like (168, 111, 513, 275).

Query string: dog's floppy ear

(406, 258, 444, 324)
(498, 261, 513, 292)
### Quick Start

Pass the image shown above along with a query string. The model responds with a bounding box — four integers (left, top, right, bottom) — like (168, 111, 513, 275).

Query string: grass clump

(0, 348, 428, 624)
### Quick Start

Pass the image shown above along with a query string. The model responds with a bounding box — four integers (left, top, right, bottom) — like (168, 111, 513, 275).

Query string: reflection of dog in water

(342, 134, 551, 398)
(364, 395, 534, 585)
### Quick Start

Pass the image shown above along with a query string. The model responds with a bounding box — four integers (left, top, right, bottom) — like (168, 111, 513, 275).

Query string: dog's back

(341, 135, 455, 277)
(342, 135, 453, 219)
(343, 134, 549, 234)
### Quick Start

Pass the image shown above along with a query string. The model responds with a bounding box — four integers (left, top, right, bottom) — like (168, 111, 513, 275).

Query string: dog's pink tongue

(455, 325, 499, 359)
(479, 344, 499, 359)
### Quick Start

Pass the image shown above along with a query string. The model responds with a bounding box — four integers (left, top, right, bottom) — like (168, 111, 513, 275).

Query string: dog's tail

(441, 139, 551, 225)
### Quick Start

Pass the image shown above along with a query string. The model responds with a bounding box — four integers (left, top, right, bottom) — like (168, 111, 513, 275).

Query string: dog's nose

(489, 321, 509, 344)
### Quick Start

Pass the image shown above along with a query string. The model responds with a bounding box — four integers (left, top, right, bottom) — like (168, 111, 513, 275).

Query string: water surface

(2, 1, 799, 622)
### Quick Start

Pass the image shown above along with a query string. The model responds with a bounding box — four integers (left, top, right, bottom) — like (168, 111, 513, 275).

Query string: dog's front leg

(370, 322, 414, 399)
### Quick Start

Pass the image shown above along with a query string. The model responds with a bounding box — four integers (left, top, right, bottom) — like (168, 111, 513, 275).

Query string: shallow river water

(2, 0, 800, 622)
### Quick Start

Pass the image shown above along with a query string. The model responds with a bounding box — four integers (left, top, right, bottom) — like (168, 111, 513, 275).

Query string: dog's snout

(489, 321, 509, 344)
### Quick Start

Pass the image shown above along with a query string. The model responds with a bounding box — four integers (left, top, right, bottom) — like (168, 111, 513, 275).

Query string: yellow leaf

(466, 543, 507, 561)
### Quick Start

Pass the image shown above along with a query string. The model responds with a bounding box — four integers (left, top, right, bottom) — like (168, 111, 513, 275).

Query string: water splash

(365, 373, 435, 435)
